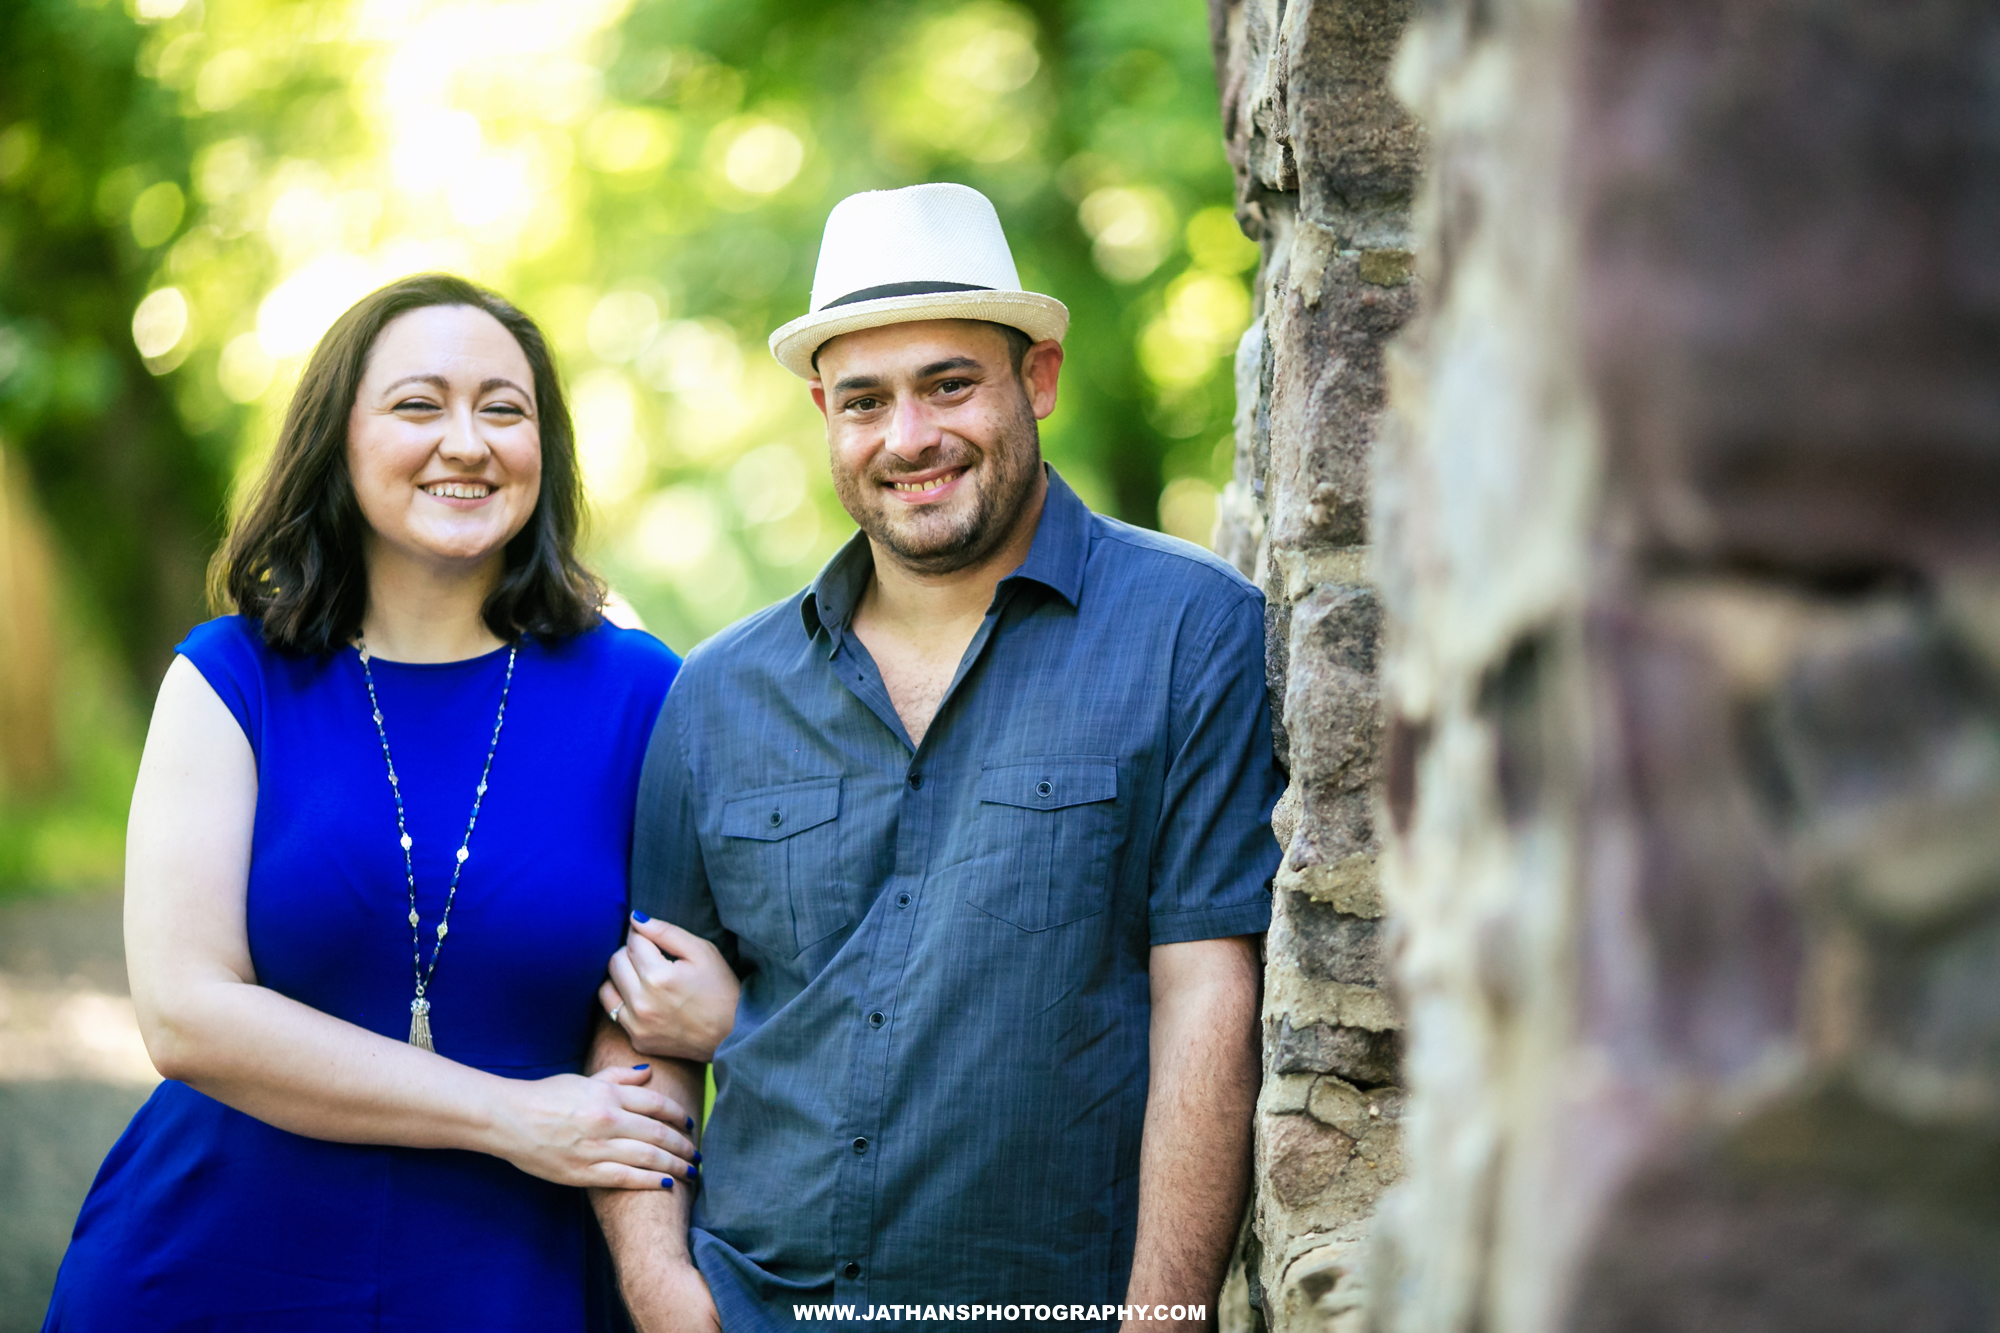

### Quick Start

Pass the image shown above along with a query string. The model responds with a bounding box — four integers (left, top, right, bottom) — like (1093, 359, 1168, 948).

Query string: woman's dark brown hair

(212, 273, 604, 654)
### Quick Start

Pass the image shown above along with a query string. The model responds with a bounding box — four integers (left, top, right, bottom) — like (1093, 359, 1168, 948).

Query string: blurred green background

(0, 0, 1251, 897)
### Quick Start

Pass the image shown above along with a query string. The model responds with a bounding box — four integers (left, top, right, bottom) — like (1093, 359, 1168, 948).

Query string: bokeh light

(132, 287, 190, 361)
(1, 0, 1241, 755)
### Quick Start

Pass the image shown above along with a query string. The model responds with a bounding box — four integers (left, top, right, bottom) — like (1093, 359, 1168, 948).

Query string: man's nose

(882, 394, 940, 462)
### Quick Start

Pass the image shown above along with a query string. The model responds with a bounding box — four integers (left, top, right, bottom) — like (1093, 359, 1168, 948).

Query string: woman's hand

(599, 913, 740, 1062)
(487, 1064, 700, 1190)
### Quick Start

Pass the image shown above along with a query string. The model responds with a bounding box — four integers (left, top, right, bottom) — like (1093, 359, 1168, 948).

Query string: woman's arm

(126, 656, 695, 1189)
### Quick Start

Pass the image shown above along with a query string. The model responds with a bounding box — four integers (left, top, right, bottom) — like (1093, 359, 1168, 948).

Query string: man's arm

(587, 1017, 719, 1333)
(599, 696, 726, 1333)
(1122, 935, 1262, 1331)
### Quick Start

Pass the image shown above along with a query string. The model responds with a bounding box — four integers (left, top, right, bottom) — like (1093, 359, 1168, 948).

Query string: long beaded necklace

(356, 638, 518, 1051)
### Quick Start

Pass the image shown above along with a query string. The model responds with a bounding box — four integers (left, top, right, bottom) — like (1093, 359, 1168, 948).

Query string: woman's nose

(437, 404, 492, 462)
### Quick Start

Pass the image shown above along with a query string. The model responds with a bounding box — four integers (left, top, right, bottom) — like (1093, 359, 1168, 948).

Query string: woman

(44, 274, 736, 1331)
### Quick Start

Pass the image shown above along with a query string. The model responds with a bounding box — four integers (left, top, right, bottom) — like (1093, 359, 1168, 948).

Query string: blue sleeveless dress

(44, 616, 678, 1333)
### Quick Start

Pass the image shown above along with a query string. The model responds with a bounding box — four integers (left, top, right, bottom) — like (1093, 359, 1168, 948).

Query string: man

(593, 183, 1279, 1331)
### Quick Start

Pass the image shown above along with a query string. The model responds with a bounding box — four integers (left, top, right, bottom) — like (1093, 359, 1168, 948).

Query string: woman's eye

(483, 403, 526, 418)
(394, 398, 440, 412)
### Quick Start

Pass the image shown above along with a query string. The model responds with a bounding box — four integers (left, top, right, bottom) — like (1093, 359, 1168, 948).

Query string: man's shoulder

(1083, 512, 1264, 616)
(672, 591, 814, 692)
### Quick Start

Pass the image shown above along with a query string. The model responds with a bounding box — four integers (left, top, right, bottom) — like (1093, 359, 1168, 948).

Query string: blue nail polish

(633, 1063, 649, 1071)
(661, 1176, 675, 1190)
(687, 1163, 699, 1179)
(631, 909, 651, 923)
(692, 1151, 702, 1164)
(685, 1116, 694, 1131)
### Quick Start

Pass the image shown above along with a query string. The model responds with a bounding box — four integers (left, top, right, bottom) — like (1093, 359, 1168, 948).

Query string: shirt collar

(800, 528, 874, 643)
(800, 464, 1091, 643)
(1001, 465, 1089, 608)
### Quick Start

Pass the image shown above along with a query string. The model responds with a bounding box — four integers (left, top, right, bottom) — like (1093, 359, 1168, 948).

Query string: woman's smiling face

(346, 303, 543, 573)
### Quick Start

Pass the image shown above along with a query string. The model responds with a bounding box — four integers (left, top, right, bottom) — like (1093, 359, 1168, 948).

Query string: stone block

(1283, 0, 1424, 226)
(1581, 0, 2000, 576)
(1306, 1075, 1404, 1139)
(1271, 1018, 1402, 1087)
(1266, 249, 1420, 550)
(1284, 892, 1387, 988)
(1288, 782, 1376, 872)
(1277, 851, 1383, 919)
(1265, 1112, 1358, 1212)
(1285, 584, 1382, 789)
(1262, 1070, 1318, 1117)
(1267, 971, 1401, 1034)
(1277, 1237, 1373, 1332)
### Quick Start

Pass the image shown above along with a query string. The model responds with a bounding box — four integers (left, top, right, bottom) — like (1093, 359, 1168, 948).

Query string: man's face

(811, 319, 1060, 576)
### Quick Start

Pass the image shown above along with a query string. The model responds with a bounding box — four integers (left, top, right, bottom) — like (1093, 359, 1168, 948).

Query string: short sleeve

(630, 687, 734, 971)
(596, 623, 682, 737)
(1148, 590, 1281, 945)
(174, 616, 269, 759)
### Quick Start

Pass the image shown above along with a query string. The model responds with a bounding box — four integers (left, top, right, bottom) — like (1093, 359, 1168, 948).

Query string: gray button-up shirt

(632, 469, 1279, 1329)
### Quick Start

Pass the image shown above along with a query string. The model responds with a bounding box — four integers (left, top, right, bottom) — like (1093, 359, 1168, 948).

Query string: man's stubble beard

(832, 384, 1043, 578)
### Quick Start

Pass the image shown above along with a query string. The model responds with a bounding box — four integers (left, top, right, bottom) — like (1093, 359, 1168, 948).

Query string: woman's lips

(419, 480, 495, 508)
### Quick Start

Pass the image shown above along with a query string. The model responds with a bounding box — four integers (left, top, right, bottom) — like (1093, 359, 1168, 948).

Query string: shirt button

(896, 893, 912, 908)
(868, 1011, 885, 1028)
(843, 1261, 861, 1280)
(767, 810, 783, 828)
(1036, 780, 1053, 798)
(907, 772, 923, 790)
(852, 1137, 869, 1155)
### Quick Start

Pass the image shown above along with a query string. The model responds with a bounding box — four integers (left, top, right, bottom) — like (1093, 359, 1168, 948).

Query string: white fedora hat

(768, 182, 1069, 379)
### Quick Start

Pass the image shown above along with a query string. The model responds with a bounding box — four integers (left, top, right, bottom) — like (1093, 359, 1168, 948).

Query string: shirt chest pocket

(965, 757, 1122, 932)
(715, 778, 853, 960)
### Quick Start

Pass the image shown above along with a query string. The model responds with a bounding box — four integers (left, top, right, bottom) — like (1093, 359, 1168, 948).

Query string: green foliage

(0, 0, 236, 689)
(0, 614, 140, 897)
(0, 0, 1248, 890)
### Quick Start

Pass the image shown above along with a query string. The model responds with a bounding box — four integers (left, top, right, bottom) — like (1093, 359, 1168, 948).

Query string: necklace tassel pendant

(408, 996, 434, 1051)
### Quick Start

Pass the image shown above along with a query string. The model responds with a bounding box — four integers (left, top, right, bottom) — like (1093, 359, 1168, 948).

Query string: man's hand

(1121, 936, 1261, 1332)
(620, 1254, 721, 1333)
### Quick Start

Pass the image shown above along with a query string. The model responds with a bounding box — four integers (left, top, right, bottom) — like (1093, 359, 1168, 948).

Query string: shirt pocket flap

(720, 779, 841, 842)
(977, 758, 1119, 812)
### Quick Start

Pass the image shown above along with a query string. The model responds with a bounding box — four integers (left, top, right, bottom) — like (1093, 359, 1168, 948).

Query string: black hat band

(820, 280, 994, 310)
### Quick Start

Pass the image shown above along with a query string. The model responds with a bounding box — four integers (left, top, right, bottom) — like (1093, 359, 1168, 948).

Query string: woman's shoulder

(173, 615, 284, 755)
(174, 614, 292, 696)
(176, 612, 268, 662)
(537, 618, 681, 691)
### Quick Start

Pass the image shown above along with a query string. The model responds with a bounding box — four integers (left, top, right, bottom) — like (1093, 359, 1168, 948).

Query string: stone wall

(1372, 1, 2000, 1330)
(1205, 1, 1422, 1326)
(1215, 0, 2000, 1328)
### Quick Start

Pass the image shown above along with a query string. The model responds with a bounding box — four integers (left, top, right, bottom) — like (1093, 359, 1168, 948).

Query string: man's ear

(1022, 340, 1064, 420)
(809, 380, 829, 419)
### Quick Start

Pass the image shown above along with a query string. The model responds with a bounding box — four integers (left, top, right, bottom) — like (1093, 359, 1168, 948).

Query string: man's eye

(846, 397, 881, 413)
(936, 379, 971, 395)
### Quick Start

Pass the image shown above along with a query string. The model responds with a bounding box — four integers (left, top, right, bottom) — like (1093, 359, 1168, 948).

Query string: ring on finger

(610, 1002, 625, 1025)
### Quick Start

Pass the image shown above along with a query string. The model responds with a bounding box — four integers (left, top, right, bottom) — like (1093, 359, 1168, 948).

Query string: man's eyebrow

(831, 358, 982, 395)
